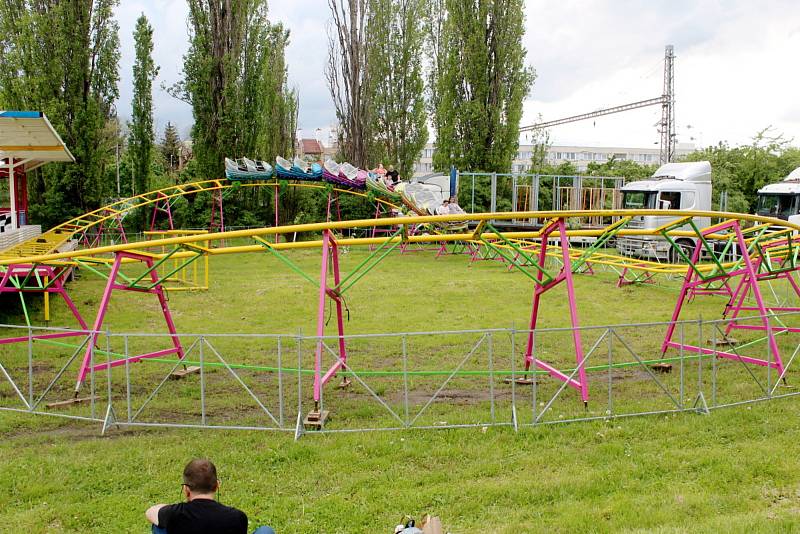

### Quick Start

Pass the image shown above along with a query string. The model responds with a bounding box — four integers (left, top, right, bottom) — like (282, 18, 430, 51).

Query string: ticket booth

(0, 111, 74, 241)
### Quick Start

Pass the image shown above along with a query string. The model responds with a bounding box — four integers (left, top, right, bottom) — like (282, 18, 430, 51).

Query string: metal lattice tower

(659, 45, 676, 164)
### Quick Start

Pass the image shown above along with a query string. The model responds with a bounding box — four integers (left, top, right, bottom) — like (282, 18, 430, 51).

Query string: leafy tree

(366, 0, 428, 178)
(681, 129, 800, 212)
(431, 0, 534, 173)
(174, 0, 296, 179)
(422, 0, 446, 146)
(527, 125, 551, 174)
(251, 24, 297, 160)
(130, 13, 159, 198)
(0, 0, 120, 228)
(325, 0, 371, 167)
(585, 158, 656, 180)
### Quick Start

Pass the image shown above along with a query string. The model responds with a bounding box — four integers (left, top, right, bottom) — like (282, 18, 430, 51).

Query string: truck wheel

(669, 239, 696, 263)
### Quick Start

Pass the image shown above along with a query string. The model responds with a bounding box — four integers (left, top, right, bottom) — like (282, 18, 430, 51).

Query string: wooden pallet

(303, 410, 330, 430)
(650, 363, 673, 373)
(46, 396, 96, 409)
(502, 376, 535, 385)
(170, 366, 201, 379)
(708, 337, 738, 346)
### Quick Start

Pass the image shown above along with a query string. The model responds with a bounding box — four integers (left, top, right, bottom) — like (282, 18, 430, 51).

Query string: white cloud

(522, 0, 800, 147)
(115, 0, 800, 149)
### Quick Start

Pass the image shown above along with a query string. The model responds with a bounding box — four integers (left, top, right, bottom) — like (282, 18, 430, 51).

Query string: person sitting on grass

(146, 458, 275, 534)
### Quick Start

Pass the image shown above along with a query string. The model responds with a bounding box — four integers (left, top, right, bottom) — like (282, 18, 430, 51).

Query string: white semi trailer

(615, 161, 712, 262)
(755, 167, 800, 225)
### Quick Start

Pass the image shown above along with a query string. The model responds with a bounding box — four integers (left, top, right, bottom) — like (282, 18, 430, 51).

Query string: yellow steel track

(1, 208, 797, 276)
(0, 179, 400, 261)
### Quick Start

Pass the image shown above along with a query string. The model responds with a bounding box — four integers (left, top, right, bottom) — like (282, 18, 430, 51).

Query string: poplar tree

(0, 0, 120, 227)
(422, 0, 447, 145)
(431, 0, 534, 173)
(130, 14, 159, 197)
(367, 0, 428, 178)
(175, 0, 297, 177)
(325, 0, 371, 167)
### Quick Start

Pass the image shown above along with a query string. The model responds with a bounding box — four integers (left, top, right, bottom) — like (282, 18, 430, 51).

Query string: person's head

(388, 165, 394, 171)
(182, 458, 219, 499)
(442, 199, 450, 206)
(378, 163, 384, 169)
(449, 196, 457, 204)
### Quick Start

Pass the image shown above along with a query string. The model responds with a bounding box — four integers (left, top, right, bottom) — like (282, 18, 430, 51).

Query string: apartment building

(413, 142, 695, 175)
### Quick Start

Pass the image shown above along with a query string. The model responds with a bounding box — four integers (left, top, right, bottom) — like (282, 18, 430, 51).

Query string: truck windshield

(756, 194, 797, 220)
(622, 191, 656, 209)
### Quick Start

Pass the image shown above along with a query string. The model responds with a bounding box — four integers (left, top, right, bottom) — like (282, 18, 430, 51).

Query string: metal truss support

(498, 218, 589, 403)
(687, 278, 733, 302)
(370, 201, 397, 248)
(0, 264, 88, 345)
(325, 189, 342, 224)
(723, 240, 800, 336)
(436, 240, 476, 259)
(255, 228, 405, 409)
(661, 219, 785, 373)
(149, 192, 175, 232)
(313, 230, 348, 408)
(82, 209, 128, 248)
(209, 189, 225, 233)
(617, 264, 656, 287)
(74, 251, 185, 393)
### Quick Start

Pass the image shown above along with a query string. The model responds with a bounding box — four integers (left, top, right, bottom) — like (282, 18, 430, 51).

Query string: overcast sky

(116, 0, 800, 150)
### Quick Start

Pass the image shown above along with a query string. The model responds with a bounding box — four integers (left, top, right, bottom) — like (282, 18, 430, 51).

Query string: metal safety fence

(1, 312, 799, 439)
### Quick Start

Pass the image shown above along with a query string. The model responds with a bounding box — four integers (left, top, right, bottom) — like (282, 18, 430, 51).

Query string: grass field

(2, 244, 800, 532)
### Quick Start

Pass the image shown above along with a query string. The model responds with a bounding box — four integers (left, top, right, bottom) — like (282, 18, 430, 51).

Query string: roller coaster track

(2, 204, 799, 408)
(1, 209, 796, 276)
(0, 178, 400, 261)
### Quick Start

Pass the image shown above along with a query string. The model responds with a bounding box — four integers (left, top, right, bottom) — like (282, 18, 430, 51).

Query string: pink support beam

(370, 202, 383, 241)
(325, 190, 342, 224)
(149, 192, 175, 232)
(722, 236, 800, 331)
(0, 264, 88, 344)
(313, 230, 349, 405)
(209, 189, 225, 233)
(521, 218, 589, 404)
(74, 251, 184, 391)
(660, 220, 786, 375)
(273, 183, 281, 244)
(616, 264, 656, 288)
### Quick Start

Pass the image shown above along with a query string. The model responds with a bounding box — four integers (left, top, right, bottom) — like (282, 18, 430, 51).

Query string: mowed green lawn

(2, 245, 800, 533)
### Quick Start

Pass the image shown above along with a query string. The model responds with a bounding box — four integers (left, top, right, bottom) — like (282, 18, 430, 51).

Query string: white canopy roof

(0, 111, 75, 172)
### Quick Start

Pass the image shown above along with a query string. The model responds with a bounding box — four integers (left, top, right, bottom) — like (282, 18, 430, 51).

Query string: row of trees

(327, 0, 534, 179)
(171, 0, 297, 179)
(683, 131, 800, 213)
(2, 1, 799, 231)
(0, 0, 121, 227)
(0, 0, 297, 230)
(525, 129, 800, 213)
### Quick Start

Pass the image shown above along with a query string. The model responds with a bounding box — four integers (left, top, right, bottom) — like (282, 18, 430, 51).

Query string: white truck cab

(755, 167, 800, 225)
(616, 161, 712, 262)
